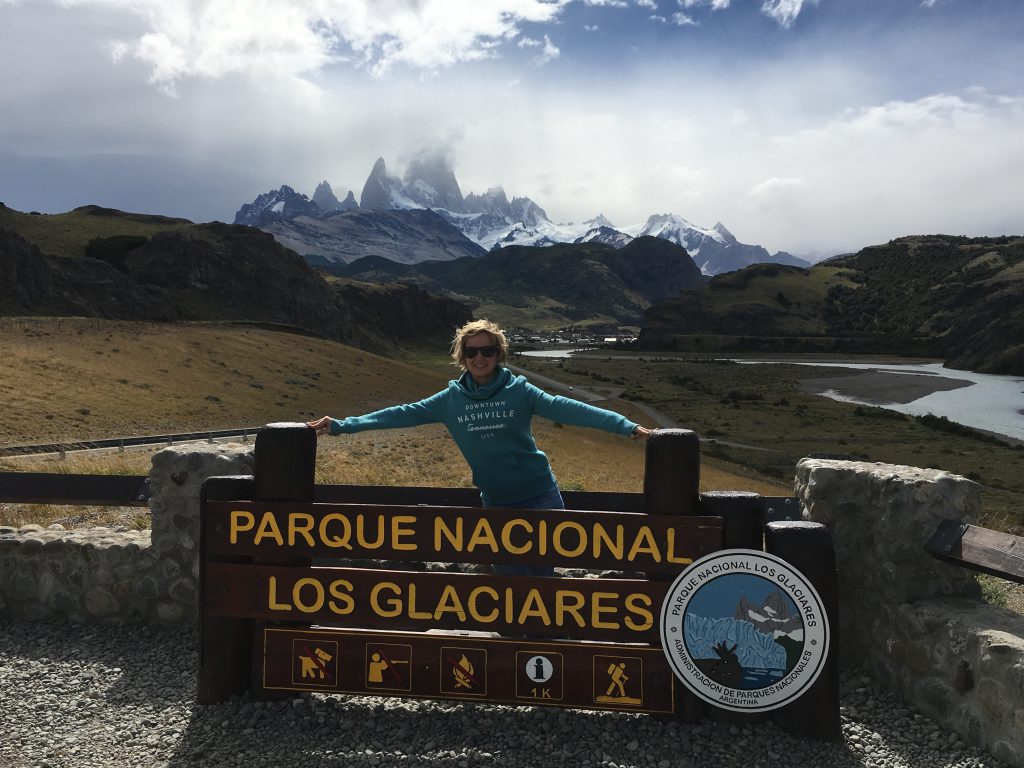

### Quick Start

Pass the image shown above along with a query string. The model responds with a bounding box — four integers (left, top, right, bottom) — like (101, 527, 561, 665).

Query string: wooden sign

(203, 500, 723, 574)
(258, 626, 675, 714)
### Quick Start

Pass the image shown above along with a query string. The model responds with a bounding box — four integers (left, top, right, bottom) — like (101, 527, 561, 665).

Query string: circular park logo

(659, 549, 829, 713)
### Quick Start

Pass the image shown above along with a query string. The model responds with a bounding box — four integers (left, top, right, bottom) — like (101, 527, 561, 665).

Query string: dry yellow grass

(0, 318, 448, 448)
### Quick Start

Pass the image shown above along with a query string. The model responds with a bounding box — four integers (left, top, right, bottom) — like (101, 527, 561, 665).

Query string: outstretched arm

(306, 390, 448, 438)
(527, 384, 652, 439)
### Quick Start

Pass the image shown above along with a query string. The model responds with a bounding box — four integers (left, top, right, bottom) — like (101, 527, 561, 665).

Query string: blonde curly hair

(450, 319, 509, 370)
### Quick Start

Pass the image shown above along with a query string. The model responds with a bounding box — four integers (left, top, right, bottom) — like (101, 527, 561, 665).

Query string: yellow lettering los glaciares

(267, 576, 653, 633)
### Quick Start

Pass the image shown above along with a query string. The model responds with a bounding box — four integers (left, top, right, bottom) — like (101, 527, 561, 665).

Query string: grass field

(0, 319, 787, 529)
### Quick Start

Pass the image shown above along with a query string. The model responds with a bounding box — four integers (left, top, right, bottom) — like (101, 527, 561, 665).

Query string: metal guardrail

(0, 426, 263, 458)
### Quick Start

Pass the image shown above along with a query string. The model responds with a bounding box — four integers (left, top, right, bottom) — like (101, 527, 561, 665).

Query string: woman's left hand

(631, 426, 653, 441)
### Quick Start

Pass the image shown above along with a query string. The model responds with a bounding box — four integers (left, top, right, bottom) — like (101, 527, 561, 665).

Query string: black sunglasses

(464, 345, 499, 359)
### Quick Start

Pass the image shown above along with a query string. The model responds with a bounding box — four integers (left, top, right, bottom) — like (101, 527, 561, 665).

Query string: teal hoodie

(330, 367, 638, 505)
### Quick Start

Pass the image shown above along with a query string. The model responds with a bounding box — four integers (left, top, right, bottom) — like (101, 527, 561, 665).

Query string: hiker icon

(605, 662, 628, 697)
(594, 656, 643, 706)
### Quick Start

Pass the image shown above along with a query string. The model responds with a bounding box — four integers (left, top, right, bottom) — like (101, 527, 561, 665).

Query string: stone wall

(796, 458, 1024, 768)
(0, 442, 252, 624)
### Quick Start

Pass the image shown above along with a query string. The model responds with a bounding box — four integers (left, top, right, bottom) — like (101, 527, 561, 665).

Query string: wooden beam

(0, 472, 150, 506)
(926, 519, 1024, 585)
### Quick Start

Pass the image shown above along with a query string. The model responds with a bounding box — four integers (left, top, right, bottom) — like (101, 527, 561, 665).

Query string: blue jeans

(488, 485, 564, 577)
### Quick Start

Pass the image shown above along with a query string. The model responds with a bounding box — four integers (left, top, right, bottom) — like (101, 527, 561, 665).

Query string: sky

(1, 0, 1022, 259)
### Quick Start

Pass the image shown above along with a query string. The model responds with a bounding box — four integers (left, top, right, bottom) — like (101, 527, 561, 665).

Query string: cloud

(651, 11, 697, 25)
(736, 89, 1024, 253)
(678, 0, 730, 9)
(584, 23, 600, 31)
(634, 0, 657, 9)
(748, 176, 808, 198)
(43, 0, 569, 89)
(533, 34, 561, 64)
(759, 0, 817, 28)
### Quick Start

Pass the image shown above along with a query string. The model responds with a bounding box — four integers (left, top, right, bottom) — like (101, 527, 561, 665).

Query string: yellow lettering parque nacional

(266, 576, 654, 632)
(228, 508, 691, 566)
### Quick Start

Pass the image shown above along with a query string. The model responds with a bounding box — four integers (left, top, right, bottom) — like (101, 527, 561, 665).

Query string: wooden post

(253, 422, 317, 502)
(643, 428, 700, 516)
(700, 491, 766, 550)
(765, 521, 842, 741)
(197, 423, 316, 704)
(643, 428, 702, 721)
(197, 475, 255, 704)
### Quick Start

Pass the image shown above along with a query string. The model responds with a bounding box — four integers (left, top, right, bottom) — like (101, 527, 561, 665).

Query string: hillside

(264, 207, 487, 266)
(332, 236, 706, 332)
(0, 203, 471, 351)
(639, 235, 1024, 375)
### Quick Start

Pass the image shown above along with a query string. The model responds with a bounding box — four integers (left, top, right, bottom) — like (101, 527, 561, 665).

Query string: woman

(307, 319, 652, 575)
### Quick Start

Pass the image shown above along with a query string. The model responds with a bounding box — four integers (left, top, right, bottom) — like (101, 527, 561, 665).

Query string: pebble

(0, 621, 1010, 768)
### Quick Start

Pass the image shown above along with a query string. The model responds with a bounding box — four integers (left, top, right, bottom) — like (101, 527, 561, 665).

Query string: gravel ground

(0, 621, 1009, 768)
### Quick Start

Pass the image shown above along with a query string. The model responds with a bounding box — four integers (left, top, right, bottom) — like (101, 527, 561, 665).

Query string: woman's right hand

(306, 416, 333, 437)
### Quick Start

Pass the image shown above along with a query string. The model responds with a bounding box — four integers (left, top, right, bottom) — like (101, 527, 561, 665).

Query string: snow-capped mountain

(234, 185, 321, 228)
(736, 591, 804, 640)
(574, 225, 634, 248)
(233, 153, 808, 273)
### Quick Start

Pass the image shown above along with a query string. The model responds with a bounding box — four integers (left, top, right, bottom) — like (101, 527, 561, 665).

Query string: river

(519, 350, 1024, 443)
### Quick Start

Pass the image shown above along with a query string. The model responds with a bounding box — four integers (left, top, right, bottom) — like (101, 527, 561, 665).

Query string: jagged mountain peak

(403, 150, 464, 212)
(584, 213, 615, 229)
(233, 185, 320, 228)
(312, 180, 341, 213)
(713, 221, 738, 244)
(360, 157, 400, 210)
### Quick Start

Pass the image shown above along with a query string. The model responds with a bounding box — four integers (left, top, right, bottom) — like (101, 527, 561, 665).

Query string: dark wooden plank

(312, 485, 645, 513)
(926, 520, 1024, 585)
(205, 563, 669, 642)
(203, 500, 723, 573)
(314, 484, 481, 507)
(255, 625, 675, 714)
(0, 472, 150, 506)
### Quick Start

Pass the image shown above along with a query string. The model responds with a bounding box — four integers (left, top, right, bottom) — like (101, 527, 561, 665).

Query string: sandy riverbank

(797, 369, 974, 405)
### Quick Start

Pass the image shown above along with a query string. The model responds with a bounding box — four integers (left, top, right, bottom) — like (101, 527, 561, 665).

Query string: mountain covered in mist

(233, 152, 809, 275)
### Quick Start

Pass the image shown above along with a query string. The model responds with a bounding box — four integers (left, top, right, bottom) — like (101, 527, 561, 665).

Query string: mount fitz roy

(233, 155, 808, 275)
